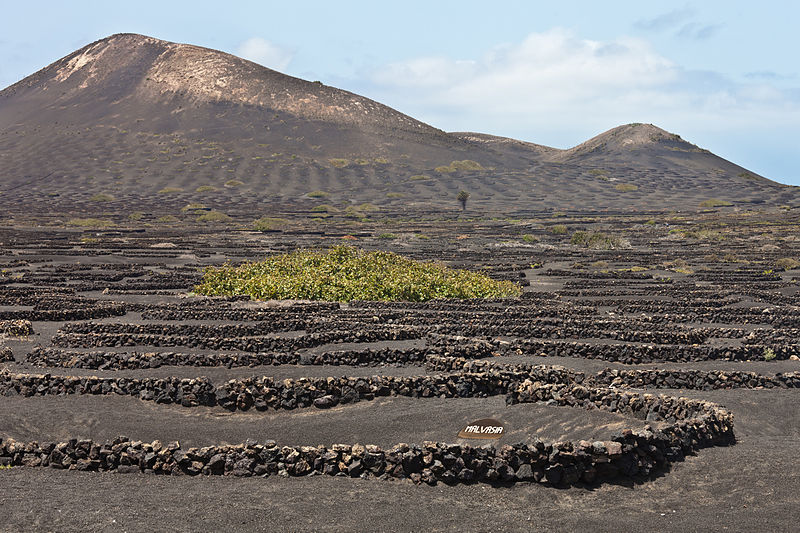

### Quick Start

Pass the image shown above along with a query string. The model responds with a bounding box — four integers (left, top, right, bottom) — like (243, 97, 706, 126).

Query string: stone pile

(0, 319, 33, 336)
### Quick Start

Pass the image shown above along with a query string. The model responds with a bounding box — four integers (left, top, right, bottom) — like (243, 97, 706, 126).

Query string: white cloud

(365, 28, 800, 150)
(236, 37, 293, 71)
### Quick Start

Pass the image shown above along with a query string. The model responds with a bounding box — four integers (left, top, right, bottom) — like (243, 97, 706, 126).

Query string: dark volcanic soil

(1, 212, 800, 532)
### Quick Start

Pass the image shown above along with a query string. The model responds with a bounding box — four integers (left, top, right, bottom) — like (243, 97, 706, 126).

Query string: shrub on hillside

(570, 231, 629, 250)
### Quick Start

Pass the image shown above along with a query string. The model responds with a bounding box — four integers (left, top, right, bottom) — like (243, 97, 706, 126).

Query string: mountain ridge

(0, 33, 793, 217)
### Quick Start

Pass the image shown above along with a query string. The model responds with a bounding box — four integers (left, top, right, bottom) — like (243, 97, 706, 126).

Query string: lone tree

(457, 190, 470, 211)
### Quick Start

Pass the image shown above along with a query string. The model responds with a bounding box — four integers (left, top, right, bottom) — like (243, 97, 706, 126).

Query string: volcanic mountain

(0, 33, 794, 218)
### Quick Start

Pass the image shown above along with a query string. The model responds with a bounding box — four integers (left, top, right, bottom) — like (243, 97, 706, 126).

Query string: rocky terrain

(1, 211, 799, 531)
(1, 31, 799, 533)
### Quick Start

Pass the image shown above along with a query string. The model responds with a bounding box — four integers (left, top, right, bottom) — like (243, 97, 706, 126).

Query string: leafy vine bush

(67, 218, 115, 228)
(196, 211, 231, 223)
(194, 246, 521, 302)
(89, 193, 115, 202)
(253, 217, 288, 231)
(570, 231, 629, 250)
(775, 257, 800, 270)
(435, 160, 484, 173)
(699, 199, 733, 208)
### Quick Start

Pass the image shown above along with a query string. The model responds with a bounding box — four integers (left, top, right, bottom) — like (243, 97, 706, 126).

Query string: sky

(2, 1, 798, 184)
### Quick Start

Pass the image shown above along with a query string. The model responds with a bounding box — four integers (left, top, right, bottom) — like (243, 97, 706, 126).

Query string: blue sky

(2, 1, 798, 184)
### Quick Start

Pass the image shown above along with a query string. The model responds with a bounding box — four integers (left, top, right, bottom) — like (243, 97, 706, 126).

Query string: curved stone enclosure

(0, 367, 734, 486)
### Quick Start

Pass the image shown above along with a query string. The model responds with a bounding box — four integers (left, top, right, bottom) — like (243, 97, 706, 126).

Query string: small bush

(374, 157, 390, 165)
(158, 187, 183, 194)
(156, 215, 179, 224)
(378, 233, 397, 239)
(684, 229, 725, 241)
(307, 190, 329, 199)
(311, 204, 339, 213)
(128, 212, 144, 221)
(570, 231, 629, 250)
(763, 347, 776, 361)
(663, 258, 693, 274)
(89, 193, 115, 202)
(699, 199, 733, 208)
(329, 158, 350, 168)
(386, 192, 405, 199)
(197, 210, 231, 223)
(224, 180, 244, 188)
(181, 203, 207, 213)
(195, 185, 218, 193)
(435, 160, 484, 173)
(522, 234, 538, 243)
(551, 224, 568, 235)
(253, 217, 289, 232)
(410, 175, 430, 181)
(194, 246, 522, 301)
(615, 183, 638, 192)
(775, 257, 800, 270)
(67, 218, 115, 228)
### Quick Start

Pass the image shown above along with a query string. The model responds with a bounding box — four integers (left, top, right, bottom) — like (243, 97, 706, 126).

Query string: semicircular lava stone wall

(0, 367, 734, 486)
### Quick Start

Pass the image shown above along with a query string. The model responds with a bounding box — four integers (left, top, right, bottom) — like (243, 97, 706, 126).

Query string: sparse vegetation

(194, 246, 522, 301)
(224, 180, 244, 188)
(253, 217, 289, 232)
(521, 234, 538, 243)
(436, 160, 484, 173)
(699, 199, 733, 208)
(195, 185, 218, 193)
(378, 233, 397, 240)
(775, 257, 800, 270)
(615, 183, 639, 192)
(329, 158, 350, 168)
(128, 212, 144, 221)
(570, 231, 629, 250)
(409, 175, 430, 181)
(386, 192, 405, 199)
(66, 218, 115, 228)
(89, 193, 115, 202)
(457, 190, 470, 211)
(551, 224, 568, 235)
(158, 187, 183, 194)
(156, 215, 179, 224)
(196, 210, 231, 223)
(763, 347, 776, 361)
(684, 229, 725, 241)
(311, 204, 339, 214)
(307, 190, 329, 199)
(663, 258, 693, 274)
(181, 203, 207, 213)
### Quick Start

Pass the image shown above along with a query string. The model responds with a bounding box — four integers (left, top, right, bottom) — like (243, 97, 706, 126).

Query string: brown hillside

(0, 34, 793, 217)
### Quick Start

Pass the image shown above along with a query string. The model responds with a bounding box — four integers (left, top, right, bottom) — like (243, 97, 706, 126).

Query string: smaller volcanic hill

(0, 33, 795, 219)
